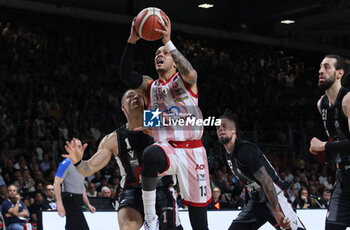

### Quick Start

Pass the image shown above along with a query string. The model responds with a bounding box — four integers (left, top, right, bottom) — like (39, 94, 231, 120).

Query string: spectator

(308, 184, 320, 197)
(320, 189, 332, 209)
(0, 185, 8, 204)
(34, 181, 44, 194)
(1, 184, 29, 230)
(299, 173, 309, 187)
(287, 182, 296, 203)
(22, 170, 35, 193)
(285, 169, 294, 183)
(91, 171, 102, 190)
(293, 187, 312, 209)
(39, 154, 50, 173)
(213, 170, 227, 191)
(322, 176, 334, 190)
(292, 175, 301, 193)
(28, 192, 45, 224)
(86, 182, 97, 197)
(100, 186, 111, 198)
(98, 186, 115, 210)
(13, 158, 28, 173)
(318, 168, 328, 185)
(42, 184, 56, 211)
(207, 187, 226, 210)
(0, 174, 6, 186)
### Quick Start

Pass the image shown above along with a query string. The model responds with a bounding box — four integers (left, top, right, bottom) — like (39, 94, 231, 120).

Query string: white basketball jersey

(147, 72, 203, 142)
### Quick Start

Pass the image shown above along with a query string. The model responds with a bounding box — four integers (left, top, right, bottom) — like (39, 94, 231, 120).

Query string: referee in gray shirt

(54, 138, 96, 230)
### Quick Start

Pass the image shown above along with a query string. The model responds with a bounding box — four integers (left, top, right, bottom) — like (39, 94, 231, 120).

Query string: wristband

(126, 42, 136, 48)
(325, 140, 350, 153)
(74, 160, 82, 167)
(165, 40, 176, 51)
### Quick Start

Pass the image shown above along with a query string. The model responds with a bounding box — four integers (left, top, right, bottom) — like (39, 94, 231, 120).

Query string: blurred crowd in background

(0, 10, 343, 228)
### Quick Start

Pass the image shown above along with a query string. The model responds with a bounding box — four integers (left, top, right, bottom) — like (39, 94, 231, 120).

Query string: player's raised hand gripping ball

(134, 7, 168, 41)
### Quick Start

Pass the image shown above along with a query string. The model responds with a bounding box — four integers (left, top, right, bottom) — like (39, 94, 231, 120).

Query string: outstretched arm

(120, 17, 153, 95)
(157, 15, 197, 89)
(63, 133, 118, 177)
(254, 166, 290, 229)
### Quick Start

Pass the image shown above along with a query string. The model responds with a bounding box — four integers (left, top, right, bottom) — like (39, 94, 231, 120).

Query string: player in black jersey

(62, 89, 182, 230)
(310, 54, 350, 230)
(216, 111, 306, 230)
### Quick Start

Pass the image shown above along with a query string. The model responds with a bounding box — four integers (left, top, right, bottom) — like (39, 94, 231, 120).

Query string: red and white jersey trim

(148, 72, 203, 142)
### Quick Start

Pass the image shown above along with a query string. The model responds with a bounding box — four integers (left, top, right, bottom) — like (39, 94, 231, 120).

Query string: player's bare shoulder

(342, 91, 350, 117)
(99, 131, 119, 156)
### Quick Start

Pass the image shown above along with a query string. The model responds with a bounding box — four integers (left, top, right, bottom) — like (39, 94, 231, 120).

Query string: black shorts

(326, 172, 350, 226)
(231, 200, 277, 228)
(62, 193, 89, 230)
(118, 187, 182, 230)
(118, 188, 144, 215)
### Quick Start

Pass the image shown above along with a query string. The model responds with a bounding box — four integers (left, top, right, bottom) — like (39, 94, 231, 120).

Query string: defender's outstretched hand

(62, 138, 87, 164)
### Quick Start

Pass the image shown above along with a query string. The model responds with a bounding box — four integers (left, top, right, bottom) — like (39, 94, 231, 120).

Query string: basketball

(134, 7, 167, 41)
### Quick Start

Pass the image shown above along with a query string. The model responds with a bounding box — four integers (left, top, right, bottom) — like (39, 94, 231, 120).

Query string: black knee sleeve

(141, 145, 168, 177)
(188, 206, 208, 230)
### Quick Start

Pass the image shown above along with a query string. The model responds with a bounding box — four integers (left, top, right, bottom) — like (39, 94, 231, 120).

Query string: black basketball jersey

(115, 125, 174, 189)
(320, 87, 350, 163)
(225, 139, 288, 203)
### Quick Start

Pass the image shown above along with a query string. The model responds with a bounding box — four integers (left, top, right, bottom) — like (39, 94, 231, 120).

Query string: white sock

(142, 189, 157, 218)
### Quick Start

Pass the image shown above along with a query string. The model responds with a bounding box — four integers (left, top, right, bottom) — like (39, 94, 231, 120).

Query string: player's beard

(156, 68, 165, 73)
(219, 137, 231, 145)
(318, 72, 336, 91)
(155, 63, 167, 73)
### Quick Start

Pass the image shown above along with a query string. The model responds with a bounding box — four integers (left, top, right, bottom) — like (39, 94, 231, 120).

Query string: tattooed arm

(254, 166, 290, 229)
(63, 132, 119, 177)
(170, 49, 197, 86)
(254, 166, 279, 213)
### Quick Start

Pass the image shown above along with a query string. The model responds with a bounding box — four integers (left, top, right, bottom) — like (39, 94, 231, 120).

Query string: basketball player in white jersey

(120, 15, 211, 230)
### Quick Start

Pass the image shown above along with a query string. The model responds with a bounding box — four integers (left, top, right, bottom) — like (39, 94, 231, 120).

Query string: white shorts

(155, 140, 212, 206)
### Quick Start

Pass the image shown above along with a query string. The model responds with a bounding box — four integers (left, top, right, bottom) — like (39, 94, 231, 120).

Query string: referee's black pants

(62, 192, 89, 230)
